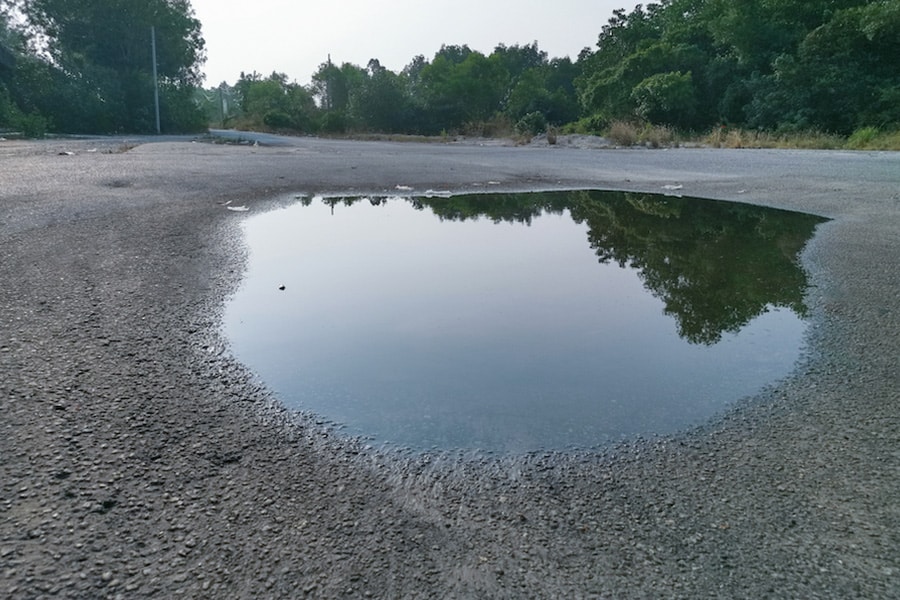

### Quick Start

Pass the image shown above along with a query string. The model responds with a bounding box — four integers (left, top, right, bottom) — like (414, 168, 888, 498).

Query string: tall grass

(705, 125, 900, 151)
(607, 121, 639, 146)
(607, 121, 677, 148)
(845, 127, 900, 150)
(589, 119, 900, 150)
(269, 118, 900, 150)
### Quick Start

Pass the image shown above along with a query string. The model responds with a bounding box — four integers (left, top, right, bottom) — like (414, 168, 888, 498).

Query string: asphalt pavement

(1, 134, 898, 598)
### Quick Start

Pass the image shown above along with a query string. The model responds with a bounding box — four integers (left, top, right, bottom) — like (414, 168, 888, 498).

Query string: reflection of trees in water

(566, 191, 826, 344)
(309, 191, 827, 345)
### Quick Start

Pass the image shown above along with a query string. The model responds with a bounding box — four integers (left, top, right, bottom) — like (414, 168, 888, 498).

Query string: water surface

(225, 191, 826, 452)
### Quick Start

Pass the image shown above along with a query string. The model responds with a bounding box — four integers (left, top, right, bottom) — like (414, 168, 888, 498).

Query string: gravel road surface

(1, 134, 898, 598)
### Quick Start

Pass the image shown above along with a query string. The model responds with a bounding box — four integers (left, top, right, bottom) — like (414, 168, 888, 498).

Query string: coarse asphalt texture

(1, 133, 898, 599)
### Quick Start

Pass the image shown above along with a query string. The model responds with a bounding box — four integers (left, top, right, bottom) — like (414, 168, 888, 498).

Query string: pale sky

(190, 0, 641, 87)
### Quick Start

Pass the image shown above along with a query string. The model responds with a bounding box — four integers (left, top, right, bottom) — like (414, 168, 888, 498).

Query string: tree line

(210, 44, 580, 137)
(2, 0, 898, 138)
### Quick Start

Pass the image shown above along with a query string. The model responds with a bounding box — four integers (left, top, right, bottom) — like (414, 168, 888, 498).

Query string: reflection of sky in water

(225, 196, 810, 452)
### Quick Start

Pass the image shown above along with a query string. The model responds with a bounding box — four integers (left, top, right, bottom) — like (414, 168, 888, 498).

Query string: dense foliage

(0, 0, 206, 134)
(205, 43, 580, 137)
(576, 0, 900, 134)
(207, 0, 898, 139)
(2, 0, 897, 138)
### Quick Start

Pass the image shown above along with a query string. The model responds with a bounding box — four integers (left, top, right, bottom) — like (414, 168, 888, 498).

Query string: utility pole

(326, 54, 333, 110)
(151, 26, 161, 134)
(219, 84, 227, 125)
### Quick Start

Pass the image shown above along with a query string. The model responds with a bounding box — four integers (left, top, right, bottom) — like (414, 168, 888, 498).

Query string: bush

(18, 112, 49, 138)
(847, 126, 880, 149)
(515, 111, 547, 136)
(565, 113, 608, 135)
(1, 84, 50, 137)
(160, 85, 208, 133)
(263, 110, 293, 129)
(318, 110, 348, 134)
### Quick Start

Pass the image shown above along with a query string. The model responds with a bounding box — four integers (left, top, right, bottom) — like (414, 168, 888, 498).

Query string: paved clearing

(1, 135, 898, 598)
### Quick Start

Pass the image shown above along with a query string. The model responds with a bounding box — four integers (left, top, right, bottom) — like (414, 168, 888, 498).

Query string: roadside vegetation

(1, 0, 898, 149)
(589, 121, 900, 151)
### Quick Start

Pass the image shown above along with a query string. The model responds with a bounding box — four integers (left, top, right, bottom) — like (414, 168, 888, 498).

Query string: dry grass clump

(463, 115, 515, 138)
(607, 121, 639, 146)
(704, 125, 900, 150)
(607, 121, 678, 148)
(546, 126, 558, 145)
(339, 133, 453, 144)
(705, 126, 775, 148)
(641, 124, 675, 148)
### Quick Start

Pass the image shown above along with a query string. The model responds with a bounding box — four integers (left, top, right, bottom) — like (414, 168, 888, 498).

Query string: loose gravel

(1, 135, 898, 599)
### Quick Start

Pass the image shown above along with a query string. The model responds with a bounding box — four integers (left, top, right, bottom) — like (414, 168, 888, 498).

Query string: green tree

(9, 0, 205, 132)
(311, 58, 349, 112)
(1, 9, 21, 128)
(505, 64, 579, 127)
(706, 0, 863, 69)
(506, 68, 551, 122)
(0, 25, 14, 73)
(491, 43, 580, 128)
(432, 44, 473, 65)
(631, 70, 697, 128)
(349, 59, 411, 132)
(419, 47, 506, 132)
(236, 71, 317, 132)
(490, 42, 547, 107)
(418, 50, 467, 131)
(311, 59, 366, 132)
(574, 0, 893, 134)
(399, 54, 430, 132)
(580, 39, 706, 124)
(763, 1, 900, 133)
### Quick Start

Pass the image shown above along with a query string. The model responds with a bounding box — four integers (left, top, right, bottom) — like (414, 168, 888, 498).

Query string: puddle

(225, 190, 827, 453)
